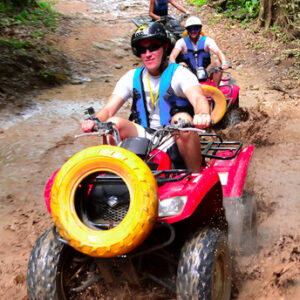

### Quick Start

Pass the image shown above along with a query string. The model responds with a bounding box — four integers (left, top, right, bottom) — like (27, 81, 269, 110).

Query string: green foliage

(186, 0, 207, 6)
(0, 38, 29, 49)
(216, 0, 260, 21)
(0, 1, 58, 30)
(207, 13, 222, 25)
(191, 0, 260, 22)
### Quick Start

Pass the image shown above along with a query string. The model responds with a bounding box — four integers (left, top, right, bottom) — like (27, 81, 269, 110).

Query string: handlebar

(76, 120, 206, 144)
(208, 65, 232, 75)
(155, 13, 190, 24)
(77, 107, 209, 149)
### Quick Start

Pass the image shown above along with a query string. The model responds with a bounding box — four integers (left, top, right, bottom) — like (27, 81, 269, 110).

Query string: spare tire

(51, 145, 158, 258)
(202, 85, 227, 124)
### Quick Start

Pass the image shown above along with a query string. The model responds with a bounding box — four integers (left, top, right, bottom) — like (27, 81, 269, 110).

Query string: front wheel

(27, 228, 98, 300)
(176, 228, 232, 300)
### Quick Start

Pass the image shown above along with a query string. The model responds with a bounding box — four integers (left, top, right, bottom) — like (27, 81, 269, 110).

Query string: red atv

(27, 109, 256, 299)
(191, 65, 241, 128)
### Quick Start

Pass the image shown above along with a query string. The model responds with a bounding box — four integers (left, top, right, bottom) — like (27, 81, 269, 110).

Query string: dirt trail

(0, 0, 299, 299)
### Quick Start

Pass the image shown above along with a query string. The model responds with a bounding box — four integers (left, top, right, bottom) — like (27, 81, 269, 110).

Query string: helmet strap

(159, 44, 168, 74)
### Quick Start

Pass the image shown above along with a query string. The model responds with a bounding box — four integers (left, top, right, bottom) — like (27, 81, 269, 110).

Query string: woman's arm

(169, 47, 181, 63)
(168, 0, 189, 14)
(149, 0, 161, 20)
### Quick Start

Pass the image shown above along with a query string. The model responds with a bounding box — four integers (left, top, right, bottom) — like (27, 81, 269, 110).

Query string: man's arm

(169, 0, 189, 14)
(185, 85, 211, 128)
(81, 94, 125, 132)
(94, 94, 125, 122)
(149, 0, 160, 20)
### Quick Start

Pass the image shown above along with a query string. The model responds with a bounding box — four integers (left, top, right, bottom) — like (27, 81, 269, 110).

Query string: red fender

(209, 145, 254, 198)
(219, 84, 240, 107)
(157, 168, 221, 223)
(44, 169, 60, 214)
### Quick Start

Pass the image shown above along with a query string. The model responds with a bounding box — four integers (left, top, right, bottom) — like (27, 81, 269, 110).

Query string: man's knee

(171, 112, 193, 125)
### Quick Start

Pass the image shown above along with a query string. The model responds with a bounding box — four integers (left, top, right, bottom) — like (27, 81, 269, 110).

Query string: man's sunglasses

(138, 43, 162, 54)
(187, 25, 201, 33)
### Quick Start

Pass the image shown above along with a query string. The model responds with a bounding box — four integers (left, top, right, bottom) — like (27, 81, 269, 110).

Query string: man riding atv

(81, 22, 211, 173)
(169, 16, 229, 86)
(149, 0, 190, 20)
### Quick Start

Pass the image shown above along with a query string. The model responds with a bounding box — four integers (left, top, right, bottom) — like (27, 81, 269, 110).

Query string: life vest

(181, 36, 211, 72)
(154, 0, 168, 17)
(130, 63, 192, 127)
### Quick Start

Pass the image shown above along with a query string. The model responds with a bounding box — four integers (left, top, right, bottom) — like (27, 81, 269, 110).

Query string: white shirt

(112, 64, 199, 128)
(174, 35, 219, 54)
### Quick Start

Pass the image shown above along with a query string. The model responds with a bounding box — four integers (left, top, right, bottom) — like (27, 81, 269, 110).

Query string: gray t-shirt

(112, 64, 199, 128)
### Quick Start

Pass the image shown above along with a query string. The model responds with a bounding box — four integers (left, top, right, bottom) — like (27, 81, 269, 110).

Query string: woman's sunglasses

(138, 43, 162, 54)
(187, 25, 201, 33)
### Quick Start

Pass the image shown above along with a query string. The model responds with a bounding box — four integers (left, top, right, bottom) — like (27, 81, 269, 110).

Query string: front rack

(153, 170, 191, 185)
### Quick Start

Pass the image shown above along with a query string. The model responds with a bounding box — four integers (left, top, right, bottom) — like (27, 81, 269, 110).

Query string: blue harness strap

(182, 36, 211, 70)
(159, 63, 191, 124)
(132, 63, 192, 126)
(132, 67, 148, 127)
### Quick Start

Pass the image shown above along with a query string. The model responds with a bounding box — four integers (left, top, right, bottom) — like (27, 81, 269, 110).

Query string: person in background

(149, 0, 189, 20)
(81, 23, 211, 173)
(169, 16, 229, 86)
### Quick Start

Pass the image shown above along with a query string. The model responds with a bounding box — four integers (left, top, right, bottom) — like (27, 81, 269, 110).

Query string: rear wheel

(176, 228, 231, 300)
(27, 228, 98, 300)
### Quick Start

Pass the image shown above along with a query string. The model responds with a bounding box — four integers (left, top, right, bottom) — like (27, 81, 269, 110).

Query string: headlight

(158, 196, 187, 217)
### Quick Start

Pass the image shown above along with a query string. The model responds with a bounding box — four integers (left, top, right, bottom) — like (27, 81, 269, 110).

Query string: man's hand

(193, 113, 211, 129)
(81, 119, 96, 133)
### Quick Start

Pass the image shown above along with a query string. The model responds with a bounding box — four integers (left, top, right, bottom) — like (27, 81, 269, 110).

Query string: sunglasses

(187, 25, 201, 33)
(138, 43, 162, 54)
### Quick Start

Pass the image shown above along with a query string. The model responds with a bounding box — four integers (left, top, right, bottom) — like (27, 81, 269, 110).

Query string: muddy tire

(202, 85, 227, 125)
(27, 228, 98, 300)
(222, 107, 240, 127)
(216, 95, 240, 129)
(225, 192, 258, 255)
(176, 228, 232, 300)
(51, 145, 158, 258)
(27, 229, 68, 300)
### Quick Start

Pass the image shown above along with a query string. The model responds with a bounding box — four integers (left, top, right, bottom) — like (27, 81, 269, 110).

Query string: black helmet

(131, 22, 171, 57)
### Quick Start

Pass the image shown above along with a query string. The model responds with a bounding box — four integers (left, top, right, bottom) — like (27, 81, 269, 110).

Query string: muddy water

(0, 0, 300, 299)
(0, 0, 144, 198)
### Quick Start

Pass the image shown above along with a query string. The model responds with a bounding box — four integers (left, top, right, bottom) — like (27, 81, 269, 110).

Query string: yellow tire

(50, 145, 158, 258)
(202, 85, 227, 124)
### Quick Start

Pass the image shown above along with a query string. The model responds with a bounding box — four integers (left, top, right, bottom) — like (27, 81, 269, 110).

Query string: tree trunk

(258, 0, 299, 38)
(258, 0, 273, 29)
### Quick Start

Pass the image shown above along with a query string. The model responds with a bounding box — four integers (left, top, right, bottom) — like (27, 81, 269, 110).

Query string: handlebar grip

(92, 122, 100, 132)
(182, 121, 194, 128)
